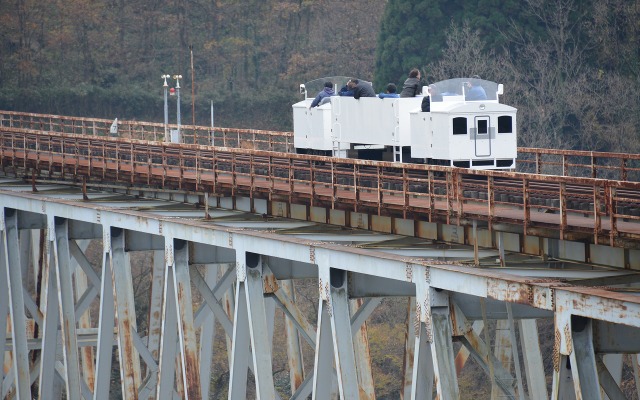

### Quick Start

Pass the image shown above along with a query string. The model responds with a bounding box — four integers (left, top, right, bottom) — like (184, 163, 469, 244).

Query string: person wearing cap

(310, 81, 336, 108)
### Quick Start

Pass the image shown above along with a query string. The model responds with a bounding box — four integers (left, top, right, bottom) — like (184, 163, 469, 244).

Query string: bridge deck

(2, 126, 640, 248)
(2, 111, 640, 399)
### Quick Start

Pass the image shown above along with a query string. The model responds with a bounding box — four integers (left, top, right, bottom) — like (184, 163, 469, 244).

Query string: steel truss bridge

(1, 110, 640, 399)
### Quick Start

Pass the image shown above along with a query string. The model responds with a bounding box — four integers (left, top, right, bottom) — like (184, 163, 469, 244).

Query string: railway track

(2, 127, 640, 249)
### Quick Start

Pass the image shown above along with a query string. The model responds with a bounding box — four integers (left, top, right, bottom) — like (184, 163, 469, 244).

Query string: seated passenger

(310, 81, 336, 108)
(348, 78, 376, 99)
(421, 96, 430, 112)
(428, 84, 442, 102)
(400, 68, 423, 98)
(379, 83, 400, 98)
(465, 76, 487, 100)
(338, 82, 354, 97)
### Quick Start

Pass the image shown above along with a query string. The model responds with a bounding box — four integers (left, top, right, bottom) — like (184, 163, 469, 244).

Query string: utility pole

(173, 74, 182, 141)
(161, 74, 170, 142)
(190, 45, 195, 128)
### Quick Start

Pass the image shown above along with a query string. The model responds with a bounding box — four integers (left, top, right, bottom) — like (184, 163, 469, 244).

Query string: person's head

(348, 79, 358, 89)
(386, 83, 397, 94)
(324, 81, 333, 89)
(409, 68, 420, 79)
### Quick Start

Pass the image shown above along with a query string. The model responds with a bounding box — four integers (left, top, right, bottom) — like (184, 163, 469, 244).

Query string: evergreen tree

(374, 0, 462, 89)
(373, 0, 542, 87)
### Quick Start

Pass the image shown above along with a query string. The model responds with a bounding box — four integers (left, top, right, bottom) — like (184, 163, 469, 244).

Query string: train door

(474, 116, 491, 157)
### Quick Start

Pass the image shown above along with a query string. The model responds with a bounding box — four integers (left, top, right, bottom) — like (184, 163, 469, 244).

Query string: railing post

(559, 182, 567, 240)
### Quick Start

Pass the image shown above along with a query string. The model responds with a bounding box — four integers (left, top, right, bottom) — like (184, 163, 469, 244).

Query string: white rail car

(292, 76, 517, 169)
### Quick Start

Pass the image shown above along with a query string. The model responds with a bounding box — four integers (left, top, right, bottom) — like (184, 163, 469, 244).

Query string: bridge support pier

(2, 209, 33, 399)
(229, 251, 276, 400)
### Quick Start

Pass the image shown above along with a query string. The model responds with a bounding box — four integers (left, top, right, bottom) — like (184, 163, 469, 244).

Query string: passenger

(378, 83, 400, 98)
(310, 81, 336, 108)
(428, 84, 442, 102)
(338, 80, 354, 97)
(399, 68, 422, 98)
(421, 85, 443, 112)
(465, 75, 487, 100)
(348, 78, 376, 99)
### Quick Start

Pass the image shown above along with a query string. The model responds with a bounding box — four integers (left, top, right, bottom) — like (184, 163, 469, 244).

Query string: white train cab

(293, 76, 517, 169)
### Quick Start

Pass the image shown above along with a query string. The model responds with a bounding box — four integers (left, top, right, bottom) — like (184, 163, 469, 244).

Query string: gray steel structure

(1, 110, 640, 399)
(1, 180, 639, 399)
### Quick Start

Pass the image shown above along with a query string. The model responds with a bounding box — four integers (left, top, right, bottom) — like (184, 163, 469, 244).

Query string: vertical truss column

(93, 231, 116, 400)
(350, 298, 376, 400)
(147, 249, 166, 360)
(551, 311, 576, 400)
(280, 279, 305, 394)
(410, 267, 434, 400)
(412, 265, 459, 399)
(0, 215, 10, 390)
(401, 297, 416, 400)
(111, 227, 142, 399)
(173, 239, 202, 399)
(518, 319, 547, 399)
(37, 235, 59, 399)
(312, 266, 358, 399)
(312, 287, 333, 400)
(328, 268, 358, 399)
(431, 303, 459, 399)
(491, 319, 512, 400)
(156, 238, 178, 400)
(1, 208, 32, 399)
(198, 264, 218, 399)
(229, 251, 276, 400)
(569, 316, 602, 400)
(71, 239, 96, 392)
(220, 263, 236, 367)
(51, 217, 83, 399)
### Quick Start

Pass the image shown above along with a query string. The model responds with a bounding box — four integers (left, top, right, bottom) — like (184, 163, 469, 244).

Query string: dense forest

(1, 0, 639, 153)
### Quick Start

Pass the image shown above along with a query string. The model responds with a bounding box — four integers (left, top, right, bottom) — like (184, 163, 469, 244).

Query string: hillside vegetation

(1, 0, 639, 152)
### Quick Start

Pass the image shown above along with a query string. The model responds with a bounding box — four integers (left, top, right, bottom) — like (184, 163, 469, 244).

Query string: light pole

(173, 74, 183, 141)
(161, 74, 170, 142)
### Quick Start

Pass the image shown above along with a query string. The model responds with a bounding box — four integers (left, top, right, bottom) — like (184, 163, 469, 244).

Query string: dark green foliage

(374, 0, 458, 87)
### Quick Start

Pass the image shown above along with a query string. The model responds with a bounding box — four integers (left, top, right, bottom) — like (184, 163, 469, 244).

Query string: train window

(477, 119, 488, 134)
(498, 116, 513, 133)
(453, 117, 467, 135)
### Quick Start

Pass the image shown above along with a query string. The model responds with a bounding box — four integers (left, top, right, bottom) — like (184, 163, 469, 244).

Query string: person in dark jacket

(378, 83, 400, 98)
(347, 78, 376, 99)
(400, 68, 422, 98)
(310, 81, 336, 107)
(338, 80, 355, 96)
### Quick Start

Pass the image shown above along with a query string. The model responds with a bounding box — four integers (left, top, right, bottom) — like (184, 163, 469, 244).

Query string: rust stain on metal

(263, 273, 279, 294)
(414, 302, 421, 337)
(553, 327, 561, 372)
(405, 263, 413, 282)
(564, 323, 572, 354)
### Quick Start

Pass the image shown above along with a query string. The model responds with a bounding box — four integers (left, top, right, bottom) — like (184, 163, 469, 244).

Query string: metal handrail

(2, 127, 639, 248)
